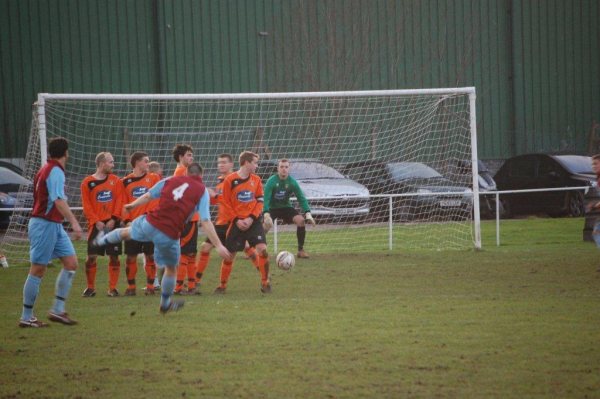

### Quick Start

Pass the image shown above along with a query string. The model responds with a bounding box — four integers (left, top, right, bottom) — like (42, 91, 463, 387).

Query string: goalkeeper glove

(305, 212, 316, 225)
(263, 212, 273, 230)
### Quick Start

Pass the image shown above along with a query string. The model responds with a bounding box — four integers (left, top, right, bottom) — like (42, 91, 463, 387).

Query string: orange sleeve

(173, 165, 187, 177)
(112, 178, 124, 220)
(221, 176, 236, 222)
(250, 176, 264, 220)
(80, 177, 100, 226)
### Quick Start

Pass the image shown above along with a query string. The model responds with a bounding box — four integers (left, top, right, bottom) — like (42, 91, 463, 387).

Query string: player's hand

(236, 219, 250, 231)
(71, 223, 83, 241)
(305, 212, 316, 225)
(263, 213, 273, 230)
(208, 188, 216, 198)
(215, 244, 232, 261)
(124, 202, 136, 211)
(95, 221, 105, 231)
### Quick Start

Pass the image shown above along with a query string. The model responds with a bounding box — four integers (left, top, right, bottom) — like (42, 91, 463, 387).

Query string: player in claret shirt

(121, 152, 160, 295)
(93, 163, 231, 313)
(80, 152, 124, 297)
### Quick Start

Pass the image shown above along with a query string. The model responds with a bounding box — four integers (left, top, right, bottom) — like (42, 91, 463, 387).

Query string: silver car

(258, 160, 370, 221)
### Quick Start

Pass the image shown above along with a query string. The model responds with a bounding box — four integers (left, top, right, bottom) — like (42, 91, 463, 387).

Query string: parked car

(341, 160, 472, 222)
(493, 154, 593, 217)
(0, 166, 32, 229)
(454, 159, 504, 218)
(257, 159, 370, 221)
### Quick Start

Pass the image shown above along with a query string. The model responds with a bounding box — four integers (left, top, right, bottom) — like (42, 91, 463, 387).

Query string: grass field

(1, 218, 599, 398)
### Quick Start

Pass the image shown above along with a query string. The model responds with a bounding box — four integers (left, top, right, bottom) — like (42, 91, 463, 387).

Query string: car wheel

(567, 191, 584, 217)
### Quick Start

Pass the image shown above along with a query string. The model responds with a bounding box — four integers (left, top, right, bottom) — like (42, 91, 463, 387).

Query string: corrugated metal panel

(511, 0, 600, 155)
(1, 0, 599, 159)
(0, 0, 157, 157)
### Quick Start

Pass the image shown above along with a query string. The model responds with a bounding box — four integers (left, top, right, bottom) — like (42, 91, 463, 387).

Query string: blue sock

(52, 269, 75, 314)
(103, 228, 124, 245)
(22, 274, 42, 321)
(160, 273, 176, 310)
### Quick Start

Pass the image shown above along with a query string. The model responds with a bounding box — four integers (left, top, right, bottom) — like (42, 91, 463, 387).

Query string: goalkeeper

(263, 159, 315, 259)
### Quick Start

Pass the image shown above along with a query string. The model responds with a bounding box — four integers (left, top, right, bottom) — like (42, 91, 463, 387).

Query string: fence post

(274, 219, 278, 253)
(496, 192, 500, 246)
(388, 196, 393, 250)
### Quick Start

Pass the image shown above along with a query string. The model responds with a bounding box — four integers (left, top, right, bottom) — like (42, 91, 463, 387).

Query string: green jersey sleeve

(263, 175, 276, 213)
(290, 177, 311, 213)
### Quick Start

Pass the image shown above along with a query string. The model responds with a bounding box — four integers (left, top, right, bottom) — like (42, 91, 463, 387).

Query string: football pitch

(0, 218, 598, 398)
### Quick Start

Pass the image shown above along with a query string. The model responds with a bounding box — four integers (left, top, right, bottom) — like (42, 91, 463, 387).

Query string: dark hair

(239, 150, 258, 166)
(48, 137, 69, 159)
(278, 158, 290, 164)
(593, 154, 600, 161)
(218, 153, 233, 162)
(187, 162, 203, 176)
(172, 144, 193, 163)
(130, 151, 148, 168)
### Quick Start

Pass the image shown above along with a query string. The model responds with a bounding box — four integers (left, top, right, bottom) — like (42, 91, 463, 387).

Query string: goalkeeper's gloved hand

(263, 212, 273, 230)
(305, 212, 316, 225)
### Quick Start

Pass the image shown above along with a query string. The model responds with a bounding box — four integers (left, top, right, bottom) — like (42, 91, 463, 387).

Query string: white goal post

(1, 88, 480, 266)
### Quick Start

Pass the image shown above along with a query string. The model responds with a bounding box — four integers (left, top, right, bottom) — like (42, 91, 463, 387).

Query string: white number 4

(172, 183, 189, 201)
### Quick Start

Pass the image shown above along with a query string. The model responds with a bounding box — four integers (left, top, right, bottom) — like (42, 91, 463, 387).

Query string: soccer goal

(0, 89, 480, 266)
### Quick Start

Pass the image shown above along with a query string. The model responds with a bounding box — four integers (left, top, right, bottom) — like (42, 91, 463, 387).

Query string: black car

(341, 160, 472, 222)
(493, 154, 593, 217)
(454, 159, 504, 218)
(0, 166, 32, 229)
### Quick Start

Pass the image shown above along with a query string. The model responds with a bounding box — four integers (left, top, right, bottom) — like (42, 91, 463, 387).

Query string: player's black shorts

(204, 224, 229, 246)
(180, 221, 198, 255)
(124, 239, 155, 256)
(225, 219, 267, 252)
(87, 225, 122, 256)
(270, 207, 300, 224)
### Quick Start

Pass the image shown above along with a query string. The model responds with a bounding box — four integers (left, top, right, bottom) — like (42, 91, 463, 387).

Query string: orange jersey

(121, 172, 161, 222)
(80, 174, 124, 226)
(221, 172, 264, 222)
(173, 164, 199, 221)
(212, 175, 235, 225)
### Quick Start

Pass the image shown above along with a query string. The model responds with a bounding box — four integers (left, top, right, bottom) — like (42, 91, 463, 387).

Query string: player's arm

(249, 178, 264, 220)
(291, 177, 315, 224)
(125, 179, 166, 211)
(221, 177, 236, 223)
(48, 168, 81, 239)
(106, 179, 124, 230)
(196, 190, 232, 260)
(80, 178, 101, 227)
(263, 176, 274, 214)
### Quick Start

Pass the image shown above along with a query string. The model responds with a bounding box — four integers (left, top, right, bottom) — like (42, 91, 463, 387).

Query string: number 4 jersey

(146, 175, 208, 239)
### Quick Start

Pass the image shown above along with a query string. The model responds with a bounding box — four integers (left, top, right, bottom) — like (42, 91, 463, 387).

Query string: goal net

(0, 89, 480, 266)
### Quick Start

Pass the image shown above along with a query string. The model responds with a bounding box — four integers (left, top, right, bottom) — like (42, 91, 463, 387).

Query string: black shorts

(204, 224, 228, 246)
(180, 221, 198, 255)
(124, 239, 155, 256)
(225, 219, 267, 252)
(270, 207, 300, 224)
(87, 225, 122, 256)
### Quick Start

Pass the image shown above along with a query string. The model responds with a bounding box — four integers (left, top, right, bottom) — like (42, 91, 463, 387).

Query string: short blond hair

(239, 151, 259, 166)
(95, 152, 112, 167)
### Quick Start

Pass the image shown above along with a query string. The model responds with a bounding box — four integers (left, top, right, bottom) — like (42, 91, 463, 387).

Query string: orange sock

(185, 254, 196, 289)
(108, 258, 120, 290)
(125, 259, 137, 289)
(257, 252, 270, 286)
(219, 260, 233, 288)
(196, 251, 210, 282)
(176, 256, 188, 292)
(85, 259, 97, 289)
(144, 256, 156, 289)
(244, 247, 260, 269)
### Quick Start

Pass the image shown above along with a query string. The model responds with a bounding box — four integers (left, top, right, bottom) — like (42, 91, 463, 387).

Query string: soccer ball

(276, 251, 295, 271)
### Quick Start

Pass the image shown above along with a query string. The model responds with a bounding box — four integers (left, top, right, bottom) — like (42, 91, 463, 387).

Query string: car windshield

(555, 156, 593, 174)
(289, 162, 345, 180)
(387, 162, 442, 181)
(0, 167, 31, 186)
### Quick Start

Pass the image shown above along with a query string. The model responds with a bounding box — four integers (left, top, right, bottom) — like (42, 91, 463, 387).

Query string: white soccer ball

(276, 251, 295, 271)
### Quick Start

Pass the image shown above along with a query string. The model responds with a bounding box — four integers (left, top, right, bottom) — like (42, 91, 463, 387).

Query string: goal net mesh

(0, 91, 477, 266)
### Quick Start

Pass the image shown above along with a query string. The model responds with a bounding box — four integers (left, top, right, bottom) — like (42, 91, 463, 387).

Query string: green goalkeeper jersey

(263, 174, 311, 213)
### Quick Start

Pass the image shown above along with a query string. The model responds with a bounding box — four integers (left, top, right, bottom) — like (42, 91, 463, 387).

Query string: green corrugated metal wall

(1, 0, 599, 159)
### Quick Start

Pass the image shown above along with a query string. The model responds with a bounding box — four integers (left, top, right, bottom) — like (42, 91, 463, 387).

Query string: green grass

(1, 218, 599, 398)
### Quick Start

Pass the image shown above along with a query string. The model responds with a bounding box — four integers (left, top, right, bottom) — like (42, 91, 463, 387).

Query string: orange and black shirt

(80, 173, 124, 227)
(121, 172, 161, 222)
(221, 172, 264, 222)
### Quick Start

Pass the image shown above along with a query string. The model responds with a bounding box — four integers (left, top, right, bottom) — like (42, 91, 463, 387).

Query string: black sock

(297, 226, 306, 250)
